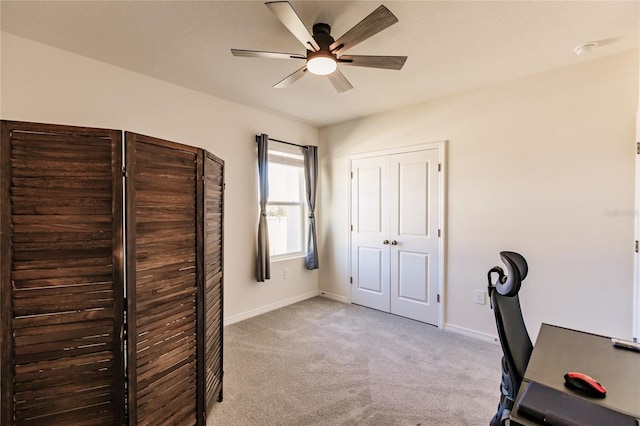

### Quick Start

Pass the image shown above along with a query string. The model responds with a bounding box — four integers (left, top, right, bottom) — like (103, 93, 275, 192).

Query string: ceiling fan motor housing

(308, 23, 336, 59)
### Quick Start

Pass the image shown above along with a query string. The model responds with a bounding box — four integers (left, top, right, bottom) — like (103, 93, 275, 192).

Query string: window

(267, 146, 306, 258)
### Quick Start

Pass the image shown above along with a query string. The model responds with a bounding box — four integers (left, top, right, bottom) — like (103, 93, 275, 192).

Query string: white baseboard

(444, 323, 499, 345)
(318, 291, 348, 304)
(223, 290, 319, 327)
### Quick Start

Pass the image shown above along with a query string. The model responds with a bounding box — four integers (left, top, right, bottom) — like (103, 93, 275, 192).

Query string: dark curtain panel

(256, 134, 270, 281)
(304, 145, 319, 270)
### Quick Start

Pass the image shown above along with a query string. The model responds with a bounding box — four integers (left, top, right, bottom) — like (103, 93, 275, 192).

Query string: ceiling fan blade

(338, 55, 407, 70)
(273, 65, 308, 89)
(327, 69, 353, 93)
(330, 5, 398, 57)
(231, 49, 305, 60)
(266, 1, 320, 52)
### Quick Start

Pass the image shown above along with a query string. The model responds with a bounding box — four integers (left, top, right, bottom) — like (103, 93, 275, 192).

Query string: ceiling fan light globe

(307, 56, 337, 75)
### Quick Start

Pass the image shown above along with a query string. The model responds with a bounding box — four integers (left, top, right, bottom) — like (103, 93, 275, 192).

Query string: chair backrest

(487, 251, 533, 397)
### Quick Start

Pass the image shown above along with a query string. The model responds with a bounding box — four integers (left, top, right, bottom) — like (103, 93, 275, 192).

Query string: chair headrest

(488, 251, 528, 297)
(501, 251, 528, 281)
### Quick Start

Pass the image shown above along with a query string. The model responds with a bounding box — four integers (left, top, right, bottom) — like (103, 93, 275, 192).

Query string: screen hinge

(121, 166, 127, 178)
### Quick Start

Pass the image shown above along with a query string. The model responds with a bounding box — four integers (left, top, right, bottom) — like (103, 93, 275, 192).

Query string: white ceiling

(1, 1, 638, 127)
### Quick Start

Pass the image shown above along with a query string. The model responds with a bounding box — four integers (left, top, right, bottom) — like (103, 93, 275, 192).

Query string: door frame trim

(634, 110, 640, 341)
(348, 141, 447, 328)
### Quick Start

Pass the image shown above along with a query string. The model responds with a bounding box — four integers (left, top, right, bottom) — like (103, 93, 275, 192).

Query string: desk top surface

(523, 323, 640, 418)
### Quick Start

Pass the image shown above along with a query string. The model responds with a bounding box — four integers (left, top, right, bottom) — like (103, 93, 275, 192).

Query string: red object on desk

(564, 372, 606, 397)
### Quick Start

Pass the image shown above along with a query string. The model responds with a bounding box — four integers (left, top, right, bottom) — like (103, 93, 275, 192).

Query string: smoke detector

(574, 42, 599, 56)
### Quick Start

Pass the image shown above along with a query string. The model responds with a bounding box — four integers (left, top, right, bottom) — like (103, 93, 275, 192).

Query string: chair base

(490, 392, 513, 426)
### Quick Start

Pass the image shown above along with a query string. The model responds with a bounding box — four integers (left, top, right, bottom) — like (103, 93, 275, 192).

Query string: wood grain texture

(204, 151, 225, 413)
(126, 132, 201, 426)
(2, 122, 223, 425)
(1, 120, 125, 425)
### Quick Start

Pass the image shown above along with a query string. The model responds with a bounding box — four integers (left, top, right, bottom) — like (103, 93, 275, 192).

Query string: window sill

(271, 253, 305, 263)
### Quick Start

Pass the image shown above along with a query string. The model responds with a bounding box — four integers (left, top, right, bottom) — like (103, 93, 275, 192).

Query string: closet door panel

(203, 151, 224, 413)
(1, 121, 125, 425)
(126, 133, 203, 426)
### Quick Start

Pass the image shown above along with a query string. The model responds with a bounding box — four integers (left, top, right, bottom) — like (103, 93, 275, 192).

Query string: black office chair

(487, 251, 533, 426)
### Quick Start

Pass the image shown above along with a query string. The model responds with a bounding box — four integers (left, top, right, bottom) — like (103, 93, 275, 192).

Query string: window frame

(266, 145, 307, 260)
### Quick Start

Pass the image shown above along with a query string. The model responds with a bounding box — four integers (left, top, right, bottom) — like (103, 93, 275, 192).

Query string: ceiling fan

(231, 1, 407, 93)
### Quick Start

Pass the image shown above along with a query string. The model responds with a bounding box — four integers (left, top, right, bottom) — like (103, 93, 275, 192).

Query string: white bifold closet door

(350, 148, 441, 325)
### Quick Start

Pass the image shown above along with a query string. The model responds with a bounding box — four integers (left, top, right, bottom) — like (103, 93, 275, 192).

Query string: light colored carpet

(207, 297, 502, 425)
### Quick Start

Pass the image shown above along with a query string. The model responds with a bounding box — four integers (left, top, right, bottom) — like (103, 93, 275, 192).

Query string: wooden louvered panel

(203, 152, 224, 413)
(126, 133, 201, 426)
(0, 121, 124, 426)
(3, 123, 222, 425)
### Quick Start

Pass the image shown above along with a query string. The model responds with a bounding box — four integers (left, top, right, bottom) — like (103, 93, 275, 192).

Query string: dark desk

(510, 323, 640, 425)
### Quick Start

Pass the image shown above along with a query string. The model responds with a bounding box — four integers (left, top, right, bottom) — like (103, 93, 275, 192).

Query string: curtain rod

(255, 135, 309, 150)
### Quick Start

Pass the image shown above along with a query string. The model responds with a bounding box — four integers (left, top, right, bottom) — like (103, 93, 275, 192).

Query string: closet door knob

(391, 240, 398, 245)
(383, 240, 389, 245)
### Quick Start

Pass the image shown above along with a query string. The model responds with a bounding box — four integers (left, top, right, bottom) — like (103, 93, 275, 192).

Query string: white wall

(0, 32, 319, 324)
(319, 50, 639, 342)
(3, 31, 638, 342)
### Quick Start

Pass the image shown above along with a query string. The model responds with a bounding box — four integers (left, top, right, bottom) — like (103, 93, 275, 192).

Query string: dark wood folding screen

(125, 132, 203, 425)
(0, 121, 125, 425)
(1, 122, 224, 425)
(202, 152, 224, 413)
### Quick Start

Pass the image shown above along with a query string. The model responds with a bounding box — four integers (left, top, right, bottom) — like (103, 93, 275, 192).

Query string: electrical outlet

(283, 268, 290, 279)
(474, 289, 486, 305)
